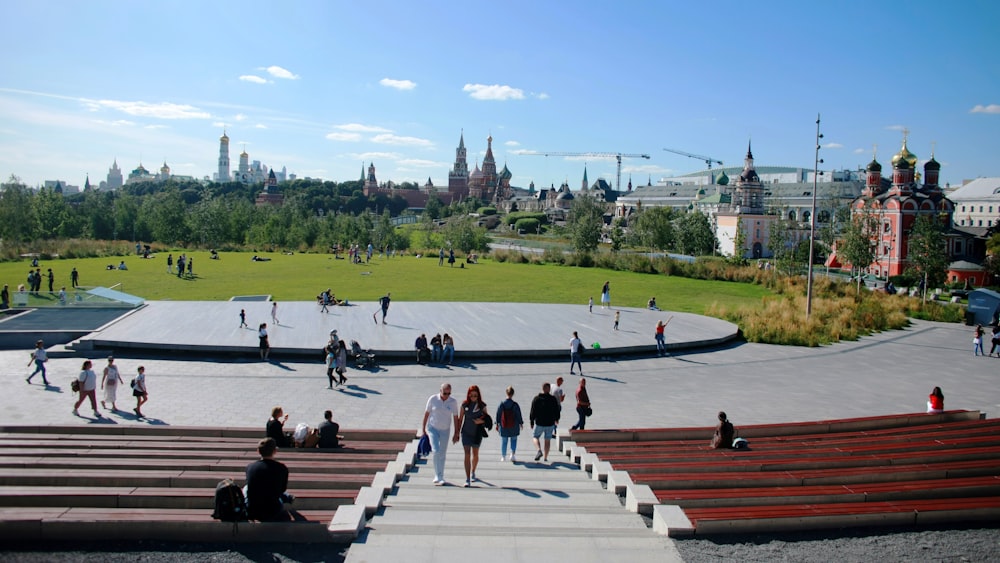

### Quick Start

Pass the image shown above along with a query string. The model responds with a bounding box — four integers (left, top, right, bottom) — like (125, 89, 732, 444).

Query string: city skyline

(1, 1, 997, 190)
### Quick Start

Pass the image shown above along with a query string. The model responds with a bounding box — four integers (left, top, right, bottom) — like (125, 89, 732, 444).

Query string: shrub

(477, 207, 497, 216)
(514, 218, 540, 234)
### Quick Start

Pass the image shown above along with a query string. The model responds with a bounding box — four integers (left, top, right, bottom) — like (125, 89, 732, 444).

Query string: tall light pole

(806, 114, 824, 318)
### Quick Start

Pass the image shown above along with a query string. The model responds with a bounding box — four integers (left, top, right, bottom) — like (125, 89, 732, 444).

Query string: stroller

(350, 340, 377, 369)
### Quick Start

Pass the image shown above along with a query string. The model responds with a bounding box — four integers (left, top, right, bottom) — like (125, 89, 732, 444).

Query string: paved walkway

(67, 300, 737, 359)
(2, 305, 998, 561)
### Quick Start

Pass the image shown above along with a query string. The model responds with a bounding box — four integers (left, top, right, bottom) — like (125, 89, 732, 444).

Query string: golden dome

(891, 139, 917, 169)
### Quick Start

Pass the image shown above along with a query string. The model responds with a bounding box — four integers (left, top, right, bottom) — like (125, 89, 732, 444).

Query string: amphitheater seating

(569, 411, 1000, 535)
(0, 425, 414, 543)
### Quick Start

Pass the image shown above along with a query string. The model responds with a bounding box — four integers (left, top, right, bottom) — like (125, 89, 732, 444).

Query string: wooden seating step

(0, 456, 389, 475)
(655, 476, 1000, 507)
(0, 468, 375, 489)
(0, 438, 407, 455)
(0, 425, 416, 443)
(0, 486, 358, 510)
(682, 496, 1000, 534)
(0, 447, 397, 463)
(0, 507, 339, 543)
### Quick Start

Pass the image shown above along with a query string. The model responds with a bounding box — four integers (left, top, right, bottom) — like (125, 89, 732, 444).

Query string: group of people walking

(70, 356, 148, 419)
(420, 379, 592, 487)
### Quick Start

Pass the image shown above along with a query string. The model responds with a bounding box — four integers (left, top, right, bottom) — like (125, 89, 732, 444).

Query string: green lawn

(2, 251, 769, 313)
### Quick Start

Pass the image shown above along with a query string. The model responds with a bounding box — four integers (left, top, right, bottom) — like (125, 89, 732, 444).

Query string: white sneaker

(499, 456, 505, 462)
(432, 477, 441, 484)
(463, 479, 471, 488)
(510, 454, 517, 462)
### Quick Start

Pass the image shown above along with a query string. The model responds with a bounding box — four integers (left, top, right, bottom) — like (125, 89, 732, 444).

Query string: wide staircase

(0, 425, 415, 543)
(566, 411, 1000, 536)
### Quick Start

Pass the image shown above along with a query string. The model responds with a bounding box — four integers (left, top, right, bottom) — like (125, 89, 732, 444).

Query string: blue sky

(1, 0, 997, 191)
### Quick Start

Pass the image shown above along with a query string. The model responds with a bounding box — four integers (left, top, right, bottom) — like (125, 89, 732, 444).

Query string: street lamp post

(806, 114, 824, 318)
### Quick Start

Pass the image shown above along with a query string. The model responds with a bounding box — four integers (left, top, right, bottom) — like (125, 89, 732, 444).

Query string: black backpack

(212, 478, 248, 526)
(500, 404, 517, 430)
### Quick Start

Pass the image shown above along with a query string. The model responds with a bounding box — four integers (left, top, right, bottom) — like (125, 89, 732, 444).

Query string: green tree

(839, 204, 880, 293)
(424, 196, 443, 220)
(0, 175, 37, 242)
(33, 187, 70, 239)
(675, 210, 716, 256)
(633, 206, 674, 251)
(907, 213, 950, 300)
(567, 196, 605, 253)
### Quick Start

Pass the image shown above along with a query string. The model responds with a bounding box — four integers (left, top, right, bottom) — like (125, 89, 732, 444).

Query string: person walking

(259, 323, 270, 360)
(70, 267, 79, 288)
(166, 254, 173, 274)
(655, 317, 672, 356)
(421, 383, 460, 485)
(442, 333, 455, 365)
(325, 345, 337, 389)
(375, 292, 391, 324)
(571, 378, 591, 430)
(529, 382, 561, 462)
(335, 339, 348, 386)
(271, 302, 279, 325)
(613, 310, 620, 331)
(438, 248, 445, 266)
(239, 309, 248, 328)
(1, 283, 8, 309)
(457, 385, 487, 487)
(990, 325, 1000, 357)
(26, 339, 49, 385)
(973, 325, 984, 356)
(552, 376, 566, 406)
(496, 386, 524, 462)
(73, 360, 102, 418)
(570, 331, 584, 376)
(100, 356, 124, 412)
(58, 286, 66, 306)
(133, 366, 149, 418)
(47, 268, 54, 292)
(600, 281, 610, 309)
(588, 296, 593, 313)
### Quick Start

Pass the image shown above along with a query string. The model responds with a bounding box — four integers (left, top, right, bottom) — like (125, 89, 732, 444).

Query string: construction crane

(521, 151, 651, 192)
(662, 148, 723, 170)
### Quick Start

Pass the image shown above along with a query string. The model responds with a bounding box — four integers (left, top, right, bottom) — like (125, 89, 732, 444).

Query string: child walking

(613, 311, 620, 330)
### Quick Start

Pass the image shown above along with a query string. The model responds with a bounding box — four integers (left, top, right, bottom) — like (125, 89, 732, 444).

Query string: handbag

(71, 379, 80, 392)
(585, 406, 593, 417)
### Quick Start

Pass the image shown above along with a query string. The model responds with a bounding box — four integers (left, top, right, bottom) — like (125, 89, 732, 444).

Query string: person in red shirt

(927, 386, 944, 413)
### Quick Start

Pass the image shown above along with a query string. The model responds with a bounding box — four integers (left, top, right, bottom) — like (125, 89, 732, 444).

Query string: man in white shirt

(552, 377, 566, 404)
(421, 383, 460, 485)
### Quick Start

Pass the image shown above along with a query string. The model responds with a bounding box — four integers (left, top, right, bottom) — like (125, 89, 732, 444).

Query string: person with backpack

(457, 385, 487, 487)
(495, 386, 524, 462)
(245, 437, 294, 521)
(570, 378, 591, 431)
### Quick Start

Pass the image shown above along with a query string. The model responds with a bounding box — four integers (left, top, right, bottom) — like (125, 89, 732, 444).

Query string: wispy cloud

(110, 120, 136, 127)
(84, 99, 211, 120)
(463, 83, 525, 101)
(326, 132, 362, 142)
(822, 142, 843, 149)
(970, 104, 1000, 114)
(254, 123, 267, 129)
(533, 92, 550, 100)
(234, 114, 247, 121)
(397, 158, 440, 168)
(886, 124, 907, 131)
(853, 148, 866, 154)
(379, 78, 416, 90)
(504, 140, 520, 147)
(352, 152, 401, 161)
(371, 133, 433, 147)
(239, 75, 269, 84)
(263, 66, 299, 80)
(334, 123, 391, 133)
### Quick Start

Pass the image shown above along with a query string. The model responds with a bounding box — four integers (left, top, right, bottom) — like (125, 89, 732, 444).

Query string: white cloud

(254, 123, 267, 129)
(371, 133, 433, 147)
(885, 124, 906, 131)
(334, 123, 391, 133)
(144, 124, 168, 130)
(534, 92, 550, 100)
(505, 140, 520, 147)
(352, 152, 401, 161)
(823, 142, 843, 149)
(85, 99, 211, 120)
(212, 121, 227, 128)
(379, 78, 417, 91)
(108, 119, 135, 127)
(234, 114, 247, 121)
(463, 83, 525, 101)
(239, 75, 269, 84)
(397, 158, 440, 168)
(971, 104, 1000, 114)
(853, 148, 866, 154)
(326, 132, 363, 142)
(264, 66, 299, 80)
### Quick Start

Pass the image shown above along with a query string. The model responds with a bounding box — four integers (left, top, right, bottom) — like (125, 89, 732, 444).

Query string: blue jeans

(655, 333, 666, 354)
(432, 345, 442, 363)
(442, 344, 454, 364)
(500, 435, 518, 458)
(28, 359, 47, 383)
(426, 426, 450, 482)
(570, 352, 582, 374)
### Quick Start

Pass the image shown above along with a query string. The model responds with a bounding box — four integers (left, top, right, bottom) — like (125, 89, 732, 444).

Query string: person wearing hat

(101, 356, 124, 412)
